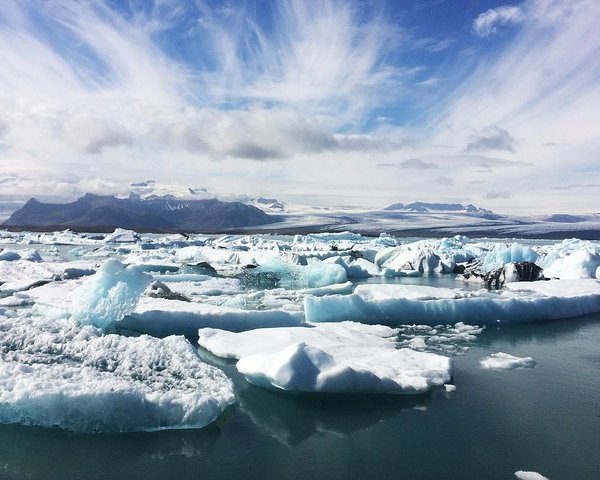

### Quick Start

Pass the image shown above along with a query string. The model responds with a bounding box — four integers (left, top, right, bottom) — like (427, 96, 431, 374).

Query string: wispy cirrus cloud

(473, 5, 525, 37)
(0, 0, 599, 214)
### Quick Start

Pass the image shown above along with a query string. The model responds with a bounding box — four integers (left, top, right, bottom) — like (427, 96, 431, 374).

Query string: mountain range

(3, 194, 278, 232)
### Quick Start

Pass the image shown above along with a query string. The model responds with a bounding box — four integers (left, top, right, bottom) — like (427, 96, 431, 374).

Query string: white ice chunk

(480, 352, 536, 370)
(104, 228, 139, 243)
(514, 471, 550, 480)
(0, 315, 235, 432)
(304, 280, 600, 326)
(124, 297, 305, 336)
(543, 249, 600, 279)
(70, 259, 152, 328)
(481, 243, 539, 272)
(255, 257, 347, 288)
(324, 256, 380, 278)
(198, 322, 452, 394)
(0, 250, 22, 261)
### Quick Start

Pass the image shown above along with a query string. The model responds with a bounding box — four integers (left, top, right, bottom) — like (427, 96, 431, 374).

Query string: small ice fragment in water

(444, 384, 456, 392)
(515, 471, 550, 480)
(480, 352, 536, 370)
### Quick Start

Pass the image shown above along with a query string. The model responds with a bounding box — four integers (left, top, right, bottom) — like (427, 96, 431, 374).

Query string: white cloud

(473, 5, 525, 37)
(466, 126, 517, 153)
(0, 0, 599, 214)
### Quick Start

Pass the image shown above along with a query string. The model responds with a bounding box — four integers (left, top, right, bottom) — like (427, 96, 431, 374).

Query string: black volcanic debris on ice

(3, 194, 280, 232)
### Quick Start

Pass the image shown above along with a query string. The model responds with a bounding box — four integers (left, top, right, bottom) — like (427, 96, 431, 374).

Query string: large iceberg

(304, 281, 600, 326)
(70, 259, 152, 328)
(0, 314, 235, 432)
(198, 322, 452, 394)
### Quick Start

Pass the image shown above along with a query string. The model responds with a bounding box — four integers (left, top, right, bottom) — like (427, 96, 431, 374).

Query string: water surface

(1, 315, 598, 480)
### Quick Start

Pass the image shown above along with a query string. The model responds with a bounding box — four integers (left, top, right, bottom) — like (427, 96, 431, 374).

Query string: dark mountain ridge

(3, 194, 280, 232)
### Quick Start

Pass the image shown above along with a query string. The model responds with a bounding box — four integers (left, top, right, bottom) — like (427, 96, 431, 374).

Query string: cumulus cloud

(466, 127, 517, 153)
(473, 5, 525, 37)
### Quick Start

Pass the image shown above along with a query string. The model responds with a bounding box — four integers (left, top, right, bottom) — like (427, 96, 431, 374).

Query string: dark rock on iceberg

(462, 261, 545, 288)
(145, 280, 189, 302)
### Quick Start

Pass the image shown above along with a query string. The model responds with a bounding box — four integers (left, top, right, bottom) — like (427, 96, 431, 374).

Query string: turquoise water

(1, 315, 599, 480)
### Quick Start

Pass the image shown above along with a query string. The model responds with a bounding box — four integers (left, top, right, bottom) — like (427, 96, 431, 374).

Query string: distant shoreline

(2, 224, 599, 241)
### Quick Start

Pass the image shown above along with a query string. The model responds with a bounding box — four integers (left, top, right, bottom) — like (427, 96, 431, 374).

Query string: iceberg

(0, 314, 235, 432)
(104, 228, 140, 243)
(123, 297, 305, 337)
(70, 259, 152, 328)
(514, 471, 550, 480)
(543, 249, 600, 279)
(324, 256, 380, 278)
(0, 250, 22, 261)
(304, 280, 600, 326)
(480, 243, 539, 272)
(480, 352, 536, 370)
(198, 322, 452, 394)
(252, 257, 347, 289)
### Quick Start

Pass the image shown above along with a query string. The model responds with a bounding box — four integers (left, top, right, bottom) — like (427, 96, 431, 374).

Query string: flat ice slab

(124, 297, 305, 336)
(304, 280, 600, 326)
(0, 315, 235, 432)
(480, 352, 536, 370)
(514, 471, 550, 480)
(198, 322, 452, 394)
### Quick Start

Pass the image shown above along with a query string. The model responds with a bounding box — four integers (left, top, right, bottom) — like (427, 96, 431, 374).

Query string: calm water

(1, 315, 599, 480)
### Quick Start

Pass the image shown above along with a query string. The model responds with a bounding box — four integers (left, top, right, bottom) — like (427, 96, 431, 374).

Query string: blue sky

(0, 0, 599, 213)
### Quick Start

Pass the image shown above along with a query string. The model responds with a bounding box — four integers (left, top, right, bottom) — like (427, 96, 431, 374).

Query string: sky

(0, 0, 599, 214)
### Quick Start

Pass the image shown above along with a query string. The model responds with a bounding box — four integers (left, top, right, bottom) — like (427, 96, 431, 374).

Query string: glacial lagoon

(1, 231, 599, 479)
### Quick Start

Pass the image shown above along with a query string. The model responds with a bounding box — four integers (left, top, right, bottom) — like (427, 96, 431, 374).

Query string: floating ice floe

(124, 297, 305, 337)
(0, 314, 235, 432)
(396, 322, 484, 355)
(198, 322, 452, 394)
(480, 352, 536, 370)
(514, 471, 550, 480)
(304, 280, 600, 326)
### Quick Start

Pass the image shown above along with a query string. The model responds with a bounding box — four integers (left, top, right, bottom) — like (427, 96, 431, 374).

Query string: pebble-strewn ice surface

(1, 228, 600, 432)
